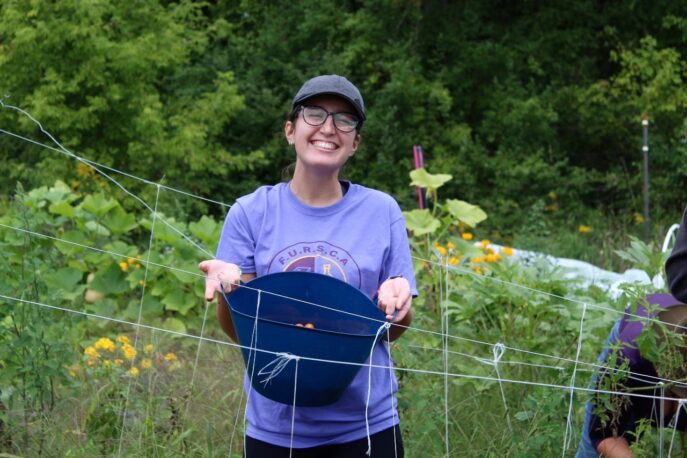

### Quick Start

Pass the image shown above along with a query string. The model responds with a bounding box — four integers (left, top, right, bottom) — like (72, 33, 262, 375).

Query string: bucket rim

(229, 306, 382, 338)
(227, 271, 388, 326)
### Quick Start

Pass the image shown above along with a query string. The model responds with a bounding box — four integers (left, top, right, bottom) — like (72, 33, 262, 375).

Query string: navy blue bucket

(226, 272, 387, 407)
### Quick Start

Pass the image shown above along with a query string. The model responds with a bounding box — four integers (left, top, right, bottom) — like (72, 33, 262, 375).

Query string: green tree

(0, 0, 263, 211)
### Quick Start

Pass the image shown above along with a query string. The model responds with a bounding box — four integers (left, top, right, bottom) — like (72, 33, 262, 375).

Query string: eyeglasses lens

(302, 106, 358, 132)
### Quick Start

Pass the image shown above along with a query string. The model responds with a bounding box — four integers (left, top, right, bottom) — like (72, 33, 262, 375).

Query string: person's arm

(216, 292, 237, 342)
(199, 259, 255, 342)
(596, 436, 632, 457)
(376, 201, 418, 341)
(376, 276, 412, 341)
(585, 321, 638, 456)
(666, 208, 687, 303)
(390, 307, 412, 341)
(208, 197, 260, 340)
(215, 271, 256, 342)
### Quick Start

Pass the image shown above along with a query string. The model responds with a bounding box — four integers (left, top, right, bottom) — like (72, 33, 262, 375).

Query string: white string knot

(492, 342, 505, 366)
(490, 341, 512, 432)
(258, 352, 300, 386)
(365, 321, 394, 456)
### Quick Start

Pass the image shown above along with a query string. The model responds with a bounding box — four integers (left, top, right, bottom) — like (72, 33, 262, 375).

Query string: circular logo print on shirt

(268, 241, 361, 288)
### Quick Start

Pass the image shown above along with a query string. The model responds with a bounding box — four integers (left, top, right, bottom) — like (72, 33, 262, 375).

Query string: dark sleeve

(586, 353, 655, 449)
(666, 208, 687, 303)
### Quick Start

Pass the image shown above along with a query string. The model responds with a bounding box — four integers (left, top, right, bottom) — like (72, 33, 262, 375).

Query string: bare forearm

(216, 293, 238, 342)
(215, 272, 256, 342)
(388, 307, 412, 341)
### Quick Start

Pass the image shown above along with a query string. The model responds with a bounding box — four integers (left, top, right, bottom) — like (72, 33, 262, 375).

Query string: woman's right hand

(198, 260, 242, 302)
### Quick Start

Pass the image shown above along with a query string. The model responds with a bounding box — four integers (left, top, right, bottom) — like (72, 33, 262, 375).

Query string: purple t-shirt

(216, 181, 417, 448)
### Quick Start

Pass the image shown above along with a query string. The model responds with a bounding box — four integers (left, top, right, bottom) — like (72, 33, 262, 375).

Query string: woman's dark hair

(281, 163, 296, 181)
(281, 106, 301, 181)
(287, 105, 300, 124)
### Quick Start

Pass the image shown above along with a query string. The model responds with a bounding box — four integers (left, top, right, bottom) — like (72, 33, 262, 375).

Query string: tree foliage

(1, 0, 686, 229)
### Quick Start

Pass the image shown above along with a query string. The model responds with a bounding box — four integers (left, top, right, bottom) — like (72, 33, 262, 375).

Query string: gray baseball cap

(291, 75, 366, 121)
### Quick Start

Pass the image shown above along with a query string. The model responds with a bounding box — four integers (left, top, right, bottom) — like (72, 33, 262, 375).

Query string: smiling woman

(198, 74, 417, 458)
(286, 95, 361, 203)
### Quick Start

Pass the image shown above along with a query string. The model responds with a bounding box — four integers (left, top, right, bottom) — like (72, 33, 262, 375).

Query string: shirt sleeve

(666, 207, 687, 303)
(586, 343, 659, 449)
(380, 202, 418, 296)
(216, 201, 257, 274)
(587, 356, 634, 448)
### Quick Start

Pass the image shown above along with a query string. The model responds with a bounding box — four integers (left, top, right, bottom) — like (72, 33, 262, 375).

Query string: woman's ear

(351, 133, 361, 154)
(284, 121, 295, 145)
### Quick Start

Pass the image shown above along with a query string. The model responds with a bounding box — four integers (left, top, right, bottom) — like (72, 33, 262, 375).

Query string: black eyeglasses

(300, 105, 360, 133)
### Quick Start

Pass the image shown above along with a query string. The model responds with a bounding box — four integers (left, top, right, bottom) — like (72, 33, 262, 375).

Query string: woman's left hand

(377, 277, 412, 323)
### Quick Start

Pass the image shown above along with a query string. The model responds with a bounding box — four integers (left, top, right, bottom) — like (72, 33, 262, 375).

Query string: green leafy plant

(69, 335, 184, 455)
(614, 236, 669, 281)
(1, 180, 222, 333)
(404, 168, 487, 238)
(0, 183, 75, 454)
(628, 418, 656, 457)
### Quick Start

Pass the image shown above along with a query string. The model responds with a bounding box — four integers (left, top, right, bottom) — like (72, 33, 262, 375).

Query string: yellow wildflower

(494, 253, 502, 262)
(461, 233, 473, 241)
(117, 335, 130, 345)
(119, 261, 129, 272)
(479, 240, 491, 249)
(144, 344, 154, 355)
(448, 256, 461, 266)
(66, 365, 80, 377)
(548, 191, 557, 200)
(135, 264, 141, 269)
(485, 254, 496, 263)
(86, 358, 97, 367)
(578, 225, 592, 234)
(447, 241, 456, 250)
(164, 352, 178, 362)
(634, 213, 644, 225)
(141, 359, 152, 369)
(485, 247, 494, 255)
(76, 162, 95, 178)
(127, 256, 136, 265)
(472, 256, 485, 264)
(435, 245, 447, 257)
(102, 359, 111, 367)
(503, 247, 514, 256)
(472, 266, 483, 275)
(84, 346, 100, 359)
(114, 359, 124, 366)
(95, 337, 116, 353)
(122, 344, 137, 361)
(129, 367, 139, 377)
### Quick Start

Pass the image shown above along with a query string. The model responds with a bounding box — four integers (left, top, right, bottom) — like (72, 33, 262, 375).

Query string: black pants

(244, 425, 404, 458)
